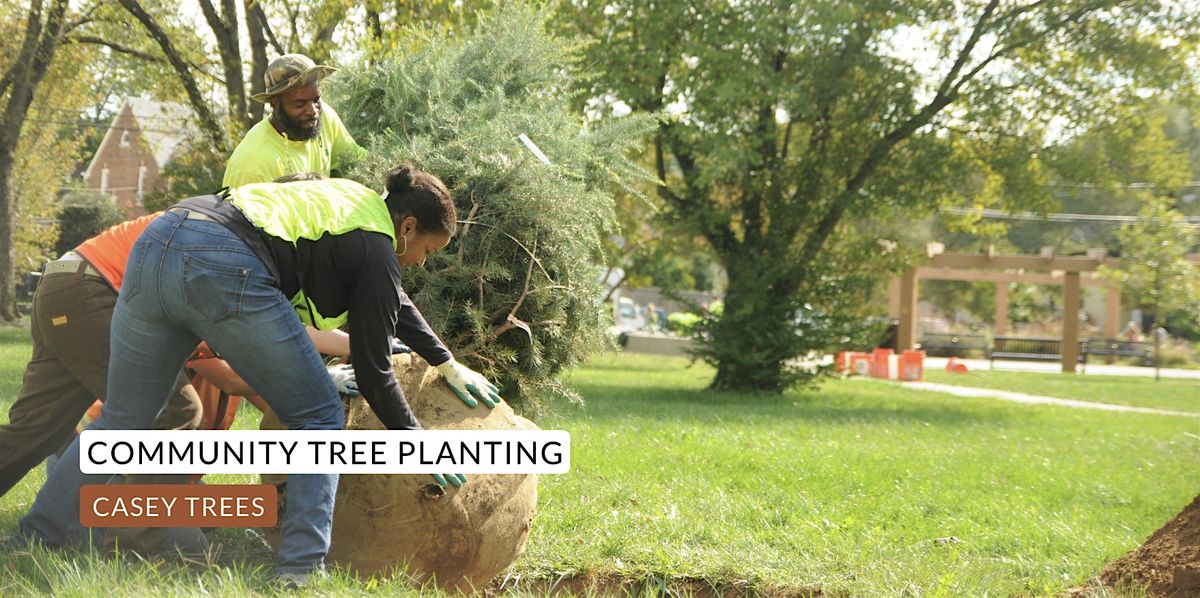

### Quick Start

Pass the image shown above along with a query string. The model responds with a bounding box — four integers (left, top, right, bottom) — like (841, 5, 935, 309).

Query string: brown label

(79, 484, 277, 528)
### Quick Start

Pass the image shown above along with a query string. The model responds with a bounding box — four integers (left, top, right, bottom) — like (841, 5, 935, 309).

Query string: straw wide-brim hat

(250, 54, 337, 103)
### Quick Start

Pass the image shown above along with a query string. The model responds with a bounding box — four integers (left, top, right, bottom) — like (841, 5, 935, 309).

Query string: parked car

(613, 297, 647, 333)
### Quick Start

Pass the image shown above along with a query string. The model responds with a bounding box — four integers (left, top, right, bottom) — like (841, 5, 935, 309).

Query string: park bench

(989, 336, 1085, 369)
(918, 332, 989, 357)
(1081, 338, 1154, 368)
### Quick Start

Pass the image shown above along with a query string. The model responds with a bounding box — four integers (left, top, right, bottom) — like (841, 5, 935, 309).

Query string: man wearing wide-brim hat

(223, 53, 368, 188)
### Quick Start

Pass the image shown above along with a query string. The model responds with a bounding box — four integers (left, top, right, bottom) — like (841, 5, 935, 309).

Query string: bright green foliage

(141, 139, 227, 213)
(1104, 197, 1200, 324)
(327, 6, 653, 410)
(561, 0, 1200, 391)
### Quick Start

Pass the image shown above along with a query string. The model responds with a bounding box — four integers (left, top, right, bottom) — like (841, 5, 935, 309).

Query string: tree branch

(67, 35, 226, 84)
(199, 0, 249, 132)
(457, 200, 481, 260)
(930, 0, 1000, 107)
(116, 0, 228, 151)
(795, 0, 1002, 272)
(489, 235, 538, 324)
(252, 2, 284, 55)
(305, 1, 344, 63)
(244, 0, 269, 122)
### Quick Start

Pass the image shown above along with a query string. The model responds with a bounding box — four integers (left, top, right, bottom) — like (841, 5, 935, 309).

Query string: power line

(1050, 181, 1200, 189)
(943, 206, 1200, 227)
(24, 117, 192, 136)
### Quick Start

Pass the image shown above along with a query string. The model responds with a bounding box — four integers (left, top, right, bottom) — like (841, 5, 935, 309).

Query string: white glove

(327, 364, 359, 397)
(436, 359, 500, 408)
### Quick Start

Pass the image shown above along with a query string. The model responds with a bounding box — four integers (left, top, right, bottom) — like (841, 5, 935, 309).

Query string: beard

(272, 108, 321, 141)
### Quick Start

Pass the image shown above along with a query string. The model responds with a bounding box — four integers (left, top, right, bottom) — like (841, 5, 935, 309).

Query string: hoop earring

(396, 235, 408, 257)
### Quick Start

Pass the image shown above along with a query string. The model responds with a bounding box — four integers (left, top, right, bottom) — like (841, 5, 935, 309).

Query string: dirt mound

(1098, 494, 1200, 597)
(262, 353, 539, 592)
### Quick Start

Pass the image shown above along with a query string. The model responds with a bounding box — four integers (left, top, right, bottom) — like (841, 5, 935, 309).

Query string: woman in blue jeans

(19, 164, 501, 584)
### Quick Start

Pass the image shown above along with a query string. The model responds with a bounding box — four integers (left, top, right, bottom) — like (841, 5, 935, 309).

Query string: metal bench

(1081, 338, 1154, 367)
(918, 332, 989, 357)
(989, 336, 1085, 369)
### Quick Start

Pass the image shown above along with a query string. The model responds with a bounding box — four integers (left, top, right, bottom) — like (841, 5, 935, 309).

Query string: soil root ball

(261, 353, 539, 592)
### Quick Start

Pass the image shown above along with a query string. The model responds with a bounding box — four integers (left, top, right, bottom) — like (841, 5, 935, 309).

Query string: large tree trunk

(0, 158, 16, 320)
(0, 0, 68, 320)
(705, 253, 798, 392)
(198, 0, 251, 133)
(244, 0, 271, 124)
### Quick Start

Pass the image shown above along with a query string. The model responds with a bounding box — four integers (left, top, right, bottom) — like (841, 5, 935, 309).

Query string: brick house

(82, 99, 191, 218)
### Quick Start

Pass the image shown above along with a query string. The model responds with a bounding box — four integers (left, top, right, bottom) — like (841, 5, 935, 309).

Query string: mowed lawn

(924, 367, 1200, 414)
(0, 320, 1196, 596)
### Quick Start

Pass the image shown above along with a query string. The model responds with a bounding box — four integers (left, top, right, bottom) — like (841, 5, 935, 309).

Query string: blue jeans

(19, 209, 345, 574)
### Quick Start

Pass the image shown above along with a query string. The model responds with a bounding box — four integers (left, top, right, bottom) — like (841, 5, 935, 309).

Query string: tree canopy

(561, 0, 1200, 390)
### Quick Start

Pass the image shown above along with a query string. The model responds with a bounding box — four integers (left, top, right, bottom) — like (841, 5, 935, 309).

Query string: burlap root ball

(261, 353, 539, 592)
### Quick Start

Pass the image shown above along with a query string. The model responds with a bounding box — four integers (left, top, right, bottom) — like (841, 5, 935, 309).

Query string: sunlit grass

(2, 327, 1194, 596)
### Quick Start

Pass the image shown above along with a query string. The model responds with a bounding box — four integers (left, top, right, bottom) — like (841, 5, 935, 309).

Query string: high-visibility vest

(229, 178, 397, 330)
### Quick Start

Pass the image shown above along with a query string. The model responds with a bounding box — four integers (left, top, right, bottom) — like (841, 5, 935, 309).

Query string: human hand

(432, 473, 467, 489)
(327, 364, 359, 397)
(435, 359, 501, 408)
(390, 338, 413, 354)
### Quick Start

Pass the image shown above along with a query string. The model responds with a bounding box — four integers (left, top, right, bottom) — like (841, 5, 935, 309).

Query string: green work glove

(390, 338, 413, 354)
(432, 473, 467, 489)
(435, 359, 501, 408)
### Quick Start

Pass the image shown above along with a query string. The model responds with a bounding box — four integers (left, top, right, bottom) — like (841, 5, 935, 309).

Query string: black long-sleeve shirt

(175, 194, 452, 430)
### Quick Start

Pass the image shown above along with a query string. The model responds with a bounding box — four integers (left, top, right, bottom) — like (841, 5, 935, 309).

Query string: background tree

(561, 0, 1200, 391)
(0, 0, 88, 319)
(54, 189, 127, 257)
(1102, 197, 1200, 380)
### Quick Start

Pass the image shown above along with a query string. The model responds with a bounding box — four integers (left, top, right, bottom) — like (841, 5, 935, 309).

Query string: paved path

(924, 356, 1200, 380)
(898, 380, 1200, 418)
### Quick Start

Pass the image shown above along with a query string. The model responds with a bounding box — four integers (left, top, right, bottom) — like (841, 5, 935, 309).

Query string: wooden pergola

(889, 245, 1120, 373)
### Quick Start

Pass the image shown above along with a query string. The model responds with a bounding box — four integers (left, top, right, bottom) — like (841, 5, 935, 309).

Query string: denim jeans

(19, 209, 345, 574)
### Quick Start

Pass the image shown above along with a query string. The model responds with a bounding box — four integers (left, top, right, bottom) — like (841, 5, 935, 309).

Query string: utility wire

(944, 206, 1200, 227)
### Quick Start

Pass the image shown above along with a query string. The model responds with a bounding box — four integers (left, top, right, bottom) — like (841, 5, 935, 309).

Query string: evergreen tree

(329, 5, 652, 411)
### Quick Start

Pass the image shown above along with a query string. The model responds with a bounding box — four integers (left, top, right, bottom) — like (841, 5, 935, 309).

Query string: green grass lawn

(924, 368, 1200, 414)
(1, 324, 1197, 596)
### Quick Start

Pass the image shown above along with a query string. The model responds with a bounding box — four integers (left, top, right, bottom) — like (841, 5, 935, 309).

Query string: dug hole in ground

(260, 352, 539, 592)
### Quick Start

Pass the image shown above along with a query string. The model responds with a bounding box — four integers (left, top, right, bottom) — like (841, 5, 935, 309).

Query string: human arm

(344, 233, 430, 430)
(187, 343, 358, 397)
(307, 327, 350, 358)
(325, 104, 369, 172)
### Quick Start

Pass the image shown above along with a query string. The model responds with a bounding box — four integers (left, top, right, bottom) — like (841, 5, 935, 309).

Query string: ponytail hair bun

(383, 163, 457, 236)
(386, 163, 416, 195)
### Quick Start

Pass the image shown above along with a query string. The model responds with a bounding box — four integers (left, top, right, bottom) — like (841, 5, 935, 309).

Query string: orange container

(899, 350, 925, 381)
(848, 352, 872, 376)
(945, 357, 969, 373)
(835, 351, 850, 373)
(869, 348, 894, 379)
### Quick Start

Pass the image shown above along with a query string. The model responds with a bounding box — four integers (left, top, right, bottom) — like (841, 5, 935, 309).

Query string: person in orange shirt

(0, 213, 356, 557)
(0, 213, 201, 499)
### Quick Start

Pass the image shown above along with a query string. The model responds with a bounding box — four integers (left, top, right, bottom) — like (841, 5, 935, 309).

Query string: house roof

(83, 98, 193, 180)
(127, 98, 192, 167)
